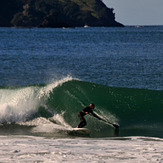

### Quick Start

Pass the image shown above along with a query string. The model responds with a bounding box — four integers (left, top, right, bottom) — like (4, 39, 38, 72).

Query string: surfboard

(67, 128, 91, 136)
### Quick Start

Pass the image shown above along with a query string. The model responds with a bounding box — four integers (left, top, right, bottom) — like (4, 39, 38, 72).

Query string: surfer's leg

(80, 118, 87, 128)
(78, 120, 87, 128)
(78, 115, 87, 128)
(78, 121, 83, 128)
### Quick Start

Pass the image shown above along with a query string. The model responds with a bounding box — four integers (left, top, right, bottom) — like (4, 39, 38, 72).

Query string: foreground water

(1, 136, 163, 162)
(0, 26, 163, 162)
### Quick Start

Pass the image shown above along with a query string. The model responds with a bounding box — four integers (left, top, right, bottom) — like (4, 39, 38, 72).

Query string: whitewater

(0, 26, 163, 162)
(1, 136, 163, 162)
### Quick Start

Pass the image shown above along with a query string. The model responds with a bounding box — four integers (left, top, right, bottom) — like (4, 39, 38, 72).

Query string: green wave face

(46, 80, 163, 137)
(0, 79, 163, 138)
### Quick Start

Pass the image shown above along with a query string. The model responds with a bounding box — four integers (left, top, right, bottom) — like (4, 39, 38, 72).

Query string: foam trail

(49, 113, 72, 128)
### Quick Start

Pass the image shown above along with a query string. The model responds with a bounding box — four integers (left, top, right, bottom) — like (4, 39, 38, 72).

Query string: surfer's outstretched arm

(91, 112, 120, 129)
(91, 112, 102, 120)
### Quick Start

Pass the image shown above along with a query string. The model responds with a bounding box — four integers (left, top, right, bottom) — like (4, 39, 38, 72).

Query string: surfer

(77, 103, 102, 128)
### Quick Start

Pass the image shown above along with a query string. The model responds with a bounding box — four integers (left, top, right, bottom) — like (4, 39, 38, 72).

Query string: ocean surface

(0, 26, 163, 162)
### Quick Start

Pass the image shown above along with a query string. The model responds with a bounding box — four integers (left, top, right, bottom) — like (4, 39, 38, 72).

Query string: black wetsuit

(78, 106, 101, 128)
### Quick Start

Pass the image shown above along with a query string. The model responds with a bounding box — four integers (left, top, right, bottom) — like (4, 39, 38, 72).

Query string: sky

(103, 0, 163, 26)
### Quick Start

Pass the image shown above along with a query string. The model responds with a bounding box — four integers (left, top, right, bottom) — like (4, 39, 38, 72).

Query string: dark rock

(0, 0, 124, 28)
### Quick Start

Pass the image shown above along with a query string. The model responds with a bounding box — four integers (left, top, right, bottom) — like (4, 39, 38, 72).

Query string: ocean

(0, 26, 163, 162)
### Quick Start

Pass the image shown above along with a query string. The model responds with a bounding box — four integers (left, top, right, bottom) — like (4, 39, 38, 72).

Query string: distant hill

(0, 0, 124, 27)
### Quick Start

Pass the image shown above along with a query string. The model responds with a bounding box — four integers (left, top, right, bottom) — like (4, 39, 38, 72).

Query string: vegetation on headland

(0, 0, 124, 28)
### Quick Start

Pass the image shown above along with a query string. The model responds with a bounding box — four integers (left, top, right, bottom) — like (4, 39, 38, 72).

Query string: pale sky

(103, 0, 163, 25)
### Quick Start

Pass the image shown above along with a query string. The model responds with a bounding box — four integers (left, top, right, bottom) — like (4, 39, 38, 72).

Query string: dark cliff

(0, 0, 124, 27)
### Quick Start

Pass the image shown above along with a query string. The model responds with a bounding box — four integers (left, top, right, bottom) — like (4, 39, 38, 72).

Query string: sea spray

(39, 76, 73, 97)
(0, 87, 41, 123)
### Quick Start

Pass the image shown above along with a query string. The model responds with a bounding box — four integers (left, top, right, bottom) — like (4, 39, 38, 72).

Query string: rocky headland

(0, 0, 124, 28)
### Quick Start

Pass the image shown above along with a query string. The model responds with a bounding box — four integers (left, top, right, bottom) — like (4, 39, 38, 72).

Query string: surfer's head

(90, 103, 95, 109)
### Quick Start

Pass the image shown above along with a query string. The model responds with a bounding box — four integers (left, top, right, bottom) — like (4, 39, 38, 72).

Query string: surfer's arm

(91, 112, 102, 120)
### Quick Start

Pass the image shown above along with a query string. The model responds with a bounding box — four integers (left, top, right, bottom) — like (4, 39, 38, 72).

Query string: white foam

(50, 113, 72, 128)
(0, 135, 163, 163)
(0, 87, 41, 123)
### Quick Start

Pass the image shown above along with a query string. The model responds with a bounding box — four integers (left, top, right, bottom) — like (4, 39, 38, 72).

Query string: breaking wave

(0, 76, 162, 138)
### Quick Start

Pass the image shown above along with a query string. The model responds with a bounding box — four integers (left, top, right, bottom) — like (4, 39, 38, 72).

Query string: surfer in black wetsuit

(77, 103, 102, 128)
